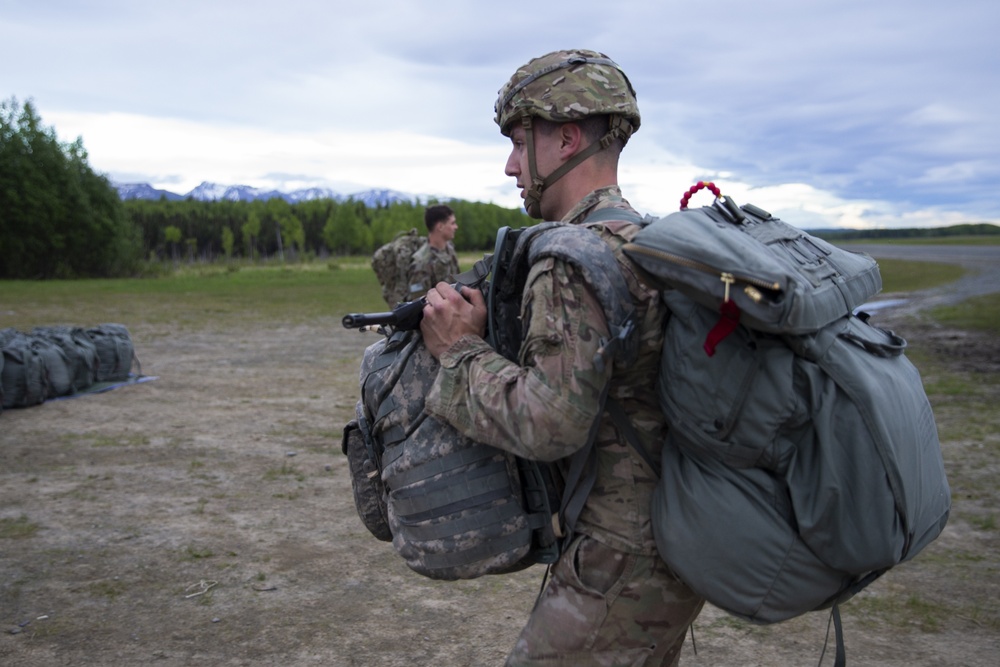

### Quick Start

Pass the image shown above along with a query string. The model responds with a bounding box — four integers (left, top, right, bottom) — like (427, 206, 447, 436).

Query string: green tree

(278, 213, 305, 260)
(164, 224, 182, 261)
(221, 226, 234, 259)
(323, 203, 362, 254)
(0, 97, 141, 278)
(241, 210, 261, 260)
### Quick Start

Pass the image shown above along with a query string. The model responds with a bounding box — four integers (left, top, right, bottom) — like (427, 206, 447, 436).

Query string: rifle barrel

(342, 312, 397, 329)
(342, 298, 426, 331)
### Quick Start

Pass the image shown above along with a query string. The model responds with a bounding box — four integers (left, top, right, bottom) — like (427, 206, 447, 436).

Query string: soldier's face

(439, 215, 457, 241)
(504, 125, 530, 201)
(505, 124, 559, 218)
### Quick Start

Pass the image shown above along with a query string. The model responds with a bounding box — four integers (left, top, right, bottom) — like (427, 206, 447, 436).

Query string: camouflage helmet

(494, 49, 640, 141)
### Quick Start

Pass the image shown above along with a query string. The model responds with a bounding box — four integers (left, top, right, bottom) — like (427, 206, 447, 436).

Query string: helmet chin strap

(520, 115, 635, 220)
(521, 116, 546, 219)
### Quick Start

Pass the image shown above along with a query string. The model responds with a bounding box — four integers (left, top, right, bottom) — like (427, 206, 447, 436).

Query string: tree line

(0, 96, 528, 278)
(1, 97, 142, 278)
(8, 96, 997, 279)
(125, 196, 527, 263)
(814, 223, 1000, 241)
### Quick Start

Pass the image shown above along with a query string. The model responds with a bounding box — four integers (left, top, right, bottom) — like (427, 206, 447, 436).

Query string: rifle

(342, 242, 506, 333)
(342, 298, 426, 332)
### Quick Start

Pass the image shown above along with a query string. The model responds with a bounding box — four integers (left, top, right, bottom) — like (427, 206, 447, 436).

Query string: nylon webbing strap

(401, 499, 526, 542)
(582, 207, 645, 226)
(380, 437, 405, 468)
(418, 525, 533, 570)
(374, 395, 398, 424)
(454, 256, 492, 289)
(392, 465, 512, 517)
(385, 444, 500, 489)
(833, 604, 846, 667)
(559, 382, 611, 541)
(606, 396, 656, 473)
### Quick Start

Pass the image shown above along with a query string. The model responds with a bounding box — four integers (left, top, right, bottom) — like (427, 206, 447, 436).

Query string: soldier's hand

(420, 282, 487, 359)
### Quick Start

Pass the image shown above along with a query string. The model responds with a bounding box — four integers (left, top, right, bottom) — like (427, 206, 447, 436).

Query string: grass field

(875, 258, 967, 294)
(1, 260, 383, 332)
(2, 253, 990, 330)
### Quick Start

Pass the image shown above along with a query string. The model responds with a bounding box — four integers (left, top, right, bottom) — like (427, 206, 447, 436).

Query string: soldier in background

(405, 204, 459, 300)
(419, 49, 705, 666)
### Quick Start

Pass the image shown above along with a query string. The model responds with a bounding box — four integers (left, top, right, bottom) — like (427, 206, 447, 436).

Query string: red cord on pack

(679, 181, 722, 210)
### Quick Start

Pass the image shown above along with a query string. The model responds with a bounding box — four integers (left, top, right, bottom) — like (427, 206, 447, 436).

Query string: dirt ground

(2, 247, 998, 666)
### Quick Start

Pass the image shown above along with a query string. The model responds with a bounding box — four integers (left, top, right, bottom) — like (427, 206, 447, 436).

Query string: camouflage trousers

(505, 535, 705, 667)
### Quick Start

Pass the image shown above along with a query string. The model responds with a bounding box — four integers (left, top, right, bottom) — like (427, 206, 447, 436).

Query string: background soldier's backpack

(371, 228, 426, 307)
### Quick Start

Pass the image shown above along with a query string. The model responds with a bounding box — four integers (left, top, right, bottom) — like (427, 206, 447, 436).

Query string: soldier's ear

(558, 122, 585, 158)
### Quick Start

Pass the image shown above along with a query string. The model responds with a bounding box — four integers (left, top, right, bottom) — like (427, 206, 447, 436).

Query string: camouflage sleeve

(406, 247, 434, 300)
(408, 246, 459, 299)
(446, 245, 460, 280)
(424, 257, 612, 462)
(434, 246, 459, 284)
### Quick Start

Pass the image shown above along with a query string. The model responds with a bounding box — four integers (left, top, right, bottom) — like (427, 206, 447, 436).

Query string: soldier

(405, 204, 460, 300)
(419, 50, 705, 666)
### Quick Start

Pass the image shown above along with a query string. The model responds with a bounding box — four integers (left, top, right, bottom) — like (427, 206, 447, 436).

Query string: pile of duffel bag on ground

(0, 323, 137, 414)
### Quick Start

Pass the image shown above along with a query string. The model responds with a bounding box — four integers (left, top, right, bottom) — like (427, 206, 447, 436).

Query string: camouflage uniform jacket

(425, 186, 667, 555)
(407, 242, 460, 300)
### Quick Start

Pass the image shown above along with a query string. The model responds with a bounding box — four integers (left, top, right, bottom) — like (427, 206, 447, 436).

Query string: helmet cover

(494, 49, 640, 140)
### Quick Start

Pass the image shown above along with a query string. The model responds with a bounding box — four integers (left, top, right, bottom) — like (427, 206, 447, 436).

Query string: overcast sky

(3, 0, 996, 228)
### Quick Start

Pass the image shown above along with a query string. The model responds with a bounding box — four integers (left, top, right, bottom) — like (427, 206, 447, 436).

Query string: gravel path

(838, 243, 1000, 316)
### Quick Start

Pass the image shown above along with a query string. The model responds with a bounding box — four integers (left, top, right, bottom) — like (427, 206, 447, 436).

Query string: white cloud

(47, 110, 518, 205)
(7, 0, 999, 228)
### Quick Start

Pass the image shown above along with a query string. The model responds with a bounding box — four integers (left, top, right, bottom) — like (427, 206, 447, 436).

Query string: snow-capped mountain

(114, 182, 185, 201)
(114, 181, 417, 207)
(348, 188, 417, 208)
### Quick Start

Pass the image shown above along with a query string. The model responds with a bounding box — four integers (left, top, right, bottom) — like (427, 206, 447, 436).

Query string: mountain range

(113, 181, 417, 207)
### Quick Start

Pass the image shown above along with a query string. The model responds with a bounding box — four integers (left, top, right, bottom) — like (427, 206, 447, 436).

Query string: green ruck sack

(620, 197, 951, 625)
(371, 228, 426, 307)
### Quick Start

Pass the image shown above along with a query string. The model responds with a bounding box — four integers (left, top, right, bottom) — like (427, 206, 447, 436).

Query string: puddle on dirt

(856, 298, 909, 313)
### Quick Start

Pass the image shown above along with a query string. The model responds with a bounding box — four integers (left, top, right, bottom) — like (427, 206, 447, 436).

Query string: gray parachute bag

(86, 323, 136, 382)
(30, 335, 73, 399)
(32, 326, 100, 395)
(618, 197, 951, 630)
(1, 329, 48, 409)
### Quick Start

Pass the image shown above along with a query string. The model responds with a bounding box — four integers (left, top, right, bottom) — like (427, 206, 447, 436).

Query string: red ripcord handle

(679, 181, 722, 210)
(678, 180, 741, 355)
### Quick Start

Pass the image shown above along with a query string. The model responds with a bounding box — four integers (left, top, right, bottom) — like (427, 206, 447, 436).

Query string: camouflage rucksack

(371, 229, 426, 307)
(342, 221, 638, 579)
(343, 328, 561, 580)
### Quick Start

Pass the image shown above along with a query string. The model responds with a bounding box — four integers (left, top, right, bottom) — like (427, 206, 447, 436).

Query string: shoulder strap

(581, 207, 647, 226)
(524, 223, 639, 370)
(481, 215, 647, 547)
